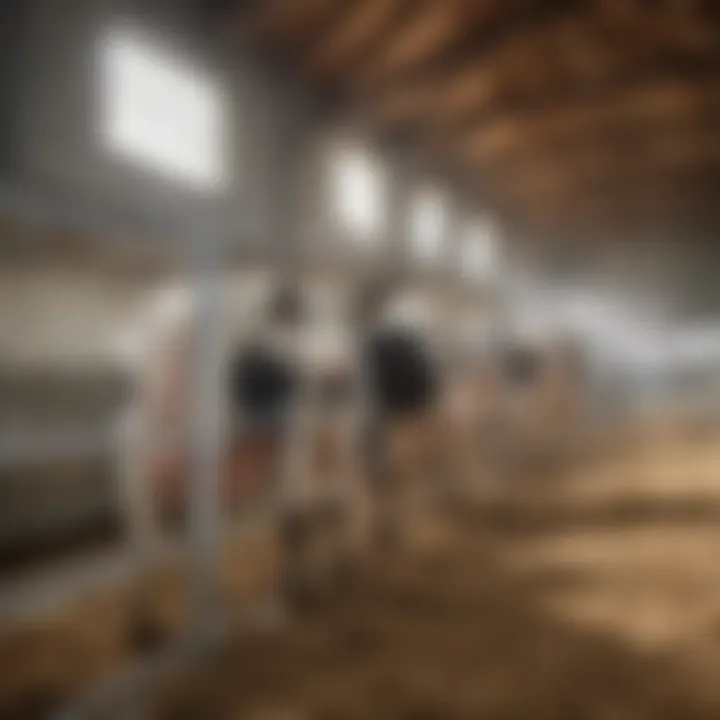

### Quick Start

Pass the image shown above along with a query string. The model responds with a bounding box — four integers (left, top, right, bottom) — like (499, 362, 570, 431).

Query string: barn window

(99, 28, 229, 192)
(460, 219, 498, 282)
(409, 187, 447, 262)
(330, 145, 386, 244)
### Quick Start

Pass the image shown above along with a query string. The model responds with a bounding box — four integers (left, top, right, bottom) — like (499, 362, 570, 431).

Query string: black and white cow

(117, 280, 364, 640)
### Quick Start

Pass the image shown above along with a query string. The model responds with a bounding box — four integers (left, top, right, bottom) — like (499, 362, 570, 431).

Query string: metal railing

(0, 178, 231, 718)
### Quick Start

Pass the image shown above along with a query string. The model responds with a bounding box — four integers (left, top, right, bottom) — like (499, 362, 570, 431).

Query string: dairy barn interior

(1, 0, 720, 718)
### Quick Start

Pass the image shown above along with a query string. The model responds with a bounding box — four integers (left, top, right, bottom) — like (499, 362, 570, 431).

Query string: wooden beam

(491, 137, 720, 206)
(360, 2, 720, 142)
(307, 0, 398, 79)
(365, 0, 581, 97)
(452, 116, 720, 236)
(320, 0, 443, 120)
(341, 0, 428, 83)
(252, 0, 338, 46)
(293, 0, 363, 61)
(494, 160, 720, 214)
(359, 4, 469, 87)
(478, 109, 720, 175)
(453, 56, 720, 141)
(458, 72, 720, 163)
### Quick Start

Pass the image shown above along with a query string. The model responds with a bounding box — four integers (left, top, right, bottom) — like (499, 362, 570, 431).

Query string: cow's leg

(274, 407, 323, 613)
(448, 410, 482, 509)
(278, 504, 320, 611)
(318, 417, 362, 587)
(280, 450, 348, 606)
(331, 451, 362, 585)
(305, 466, 355, 595)
(369, 421, 403, 550)
(324, 494, 359, 591)
(425, 409, 459, 509)
(278, 483, 342, 610)
(365, 416, 390, 547)
(119, 421, 168, 651)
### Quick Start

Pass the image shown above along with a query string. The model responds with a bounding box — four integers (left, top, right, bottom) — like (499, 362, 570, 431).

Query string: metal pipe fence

(0, 179, 233, 717)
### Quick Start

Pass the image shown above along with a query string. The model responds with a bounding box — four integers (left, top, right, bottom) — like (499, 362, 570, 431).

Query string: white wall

(0, 267, 156, 369)
(11, 0, 314, 254)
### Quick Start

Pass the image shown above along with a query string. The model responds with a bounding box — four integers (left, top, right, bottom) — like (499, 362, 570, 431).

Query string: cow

(486, 335, 588, 483)
(353, 281, 445, 547)
(117, 280, 365, 644)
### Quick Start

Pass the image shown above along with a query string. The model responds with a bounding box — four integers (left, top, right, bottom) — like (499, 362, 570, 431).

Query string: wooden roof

(230, 0, 720, 245)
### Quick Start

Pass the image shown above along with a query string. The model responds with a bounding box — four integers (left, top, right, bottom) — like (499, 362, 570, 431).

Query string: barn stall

(1, 0, 720, 718)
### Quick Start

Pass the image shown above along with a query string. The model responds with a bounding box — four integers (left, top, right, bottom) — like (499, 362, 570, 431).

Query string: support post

(188, 224, 225, 651)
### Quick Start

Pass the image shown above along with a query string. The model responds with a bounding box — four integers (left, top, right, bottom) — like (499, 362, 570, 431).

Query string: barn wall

(0, 0, 325, 370)
(0, 262, 284, 371)
(0, 268, 151, 369)
(7, 0, 316, 255)
(0, 0, 507, 369)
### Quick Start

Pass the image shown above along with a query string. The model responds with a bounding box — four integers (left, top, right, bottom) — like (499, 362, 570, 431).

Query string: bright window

(460, 219, 498, 282)
(410, 187, 447, 261)
(99, 28, 229, 192)
(330, 146, 385, 243)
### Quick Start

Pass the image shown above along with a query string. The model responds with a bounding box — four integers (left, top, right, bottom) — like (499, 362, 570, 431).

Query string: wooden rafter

(458, 75, 720, 164)
(356, 2, 468, 88)
(308, 0, 399, 79)
(253, 0, 339, 46)
(449, 52, 720, 139)
(317, 0, 424, 87)
(364, 0, 581, 96)
(216, 0, 720, 239)
(291, 0, 362, 61)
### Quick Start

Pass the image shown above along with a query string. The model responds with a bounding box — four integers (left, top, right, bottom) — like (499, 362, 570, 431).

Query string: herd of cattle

(119, 277, 588, 640)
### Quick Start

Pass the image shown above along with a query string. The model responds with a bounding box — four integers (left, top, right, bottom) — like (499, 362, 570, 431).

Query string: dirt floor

(4, 432, 720, 719)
